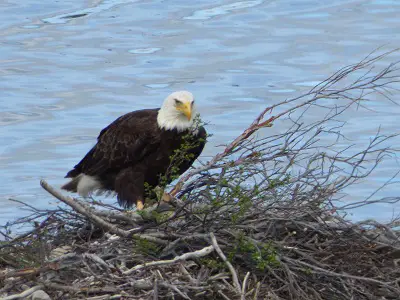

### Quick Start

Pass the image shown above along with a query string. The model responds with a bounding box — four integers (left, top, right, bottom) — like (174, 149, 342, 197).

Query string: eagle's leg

(115, 168, 146, 210)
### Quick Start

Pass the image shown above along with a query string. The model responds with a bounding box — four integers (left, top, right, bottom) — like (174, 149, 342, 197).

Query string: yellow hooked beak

(177, 102, 192, 121)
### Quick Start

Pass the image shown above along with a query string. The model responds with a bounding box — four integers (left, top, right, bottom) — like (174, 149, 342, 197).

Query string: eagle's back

(65, 108, 160, 180)
(62, 108, 206, 208)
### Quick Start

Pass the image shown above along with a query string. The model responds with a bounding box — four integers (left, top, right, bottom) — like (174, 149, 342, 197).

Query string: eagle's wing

(65, 109, 160, 178)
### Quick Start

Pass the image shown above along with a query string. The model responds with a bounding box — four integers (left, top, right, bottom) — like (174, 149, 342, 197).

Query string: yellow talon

(136, 200, 144, 211)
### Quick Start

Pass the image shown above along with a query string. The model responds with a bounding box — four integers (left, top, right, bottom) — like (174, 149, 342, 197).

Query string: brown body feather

(62, 108, 206, 208)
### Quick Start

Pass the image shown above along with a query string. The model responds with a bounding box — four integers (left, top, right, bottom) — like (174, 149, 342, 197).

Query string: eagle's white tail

(62, 174, 102, 197)
(77, 174, 102, 197)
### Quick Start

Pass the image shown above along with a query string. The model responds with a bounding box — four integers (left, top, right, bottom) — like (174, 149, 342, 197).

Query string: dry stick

(287, 258, 400, 291)
(210, 232, 242, 296)
(40, 180, 131, 238)
(218, 290, 232, 300)
(0, 266, 50, 280)
(81, 203, 139, 225)
(241, 272, 251, 300)
(161, 282, 192, 300)
(2, 285, 44, 300)
(41, 282, 119, 294)
(153, 279, 159, 300)
(123, 245, 214, 275)
(40, 181, 169, 245)
(253, 282, 261, 300)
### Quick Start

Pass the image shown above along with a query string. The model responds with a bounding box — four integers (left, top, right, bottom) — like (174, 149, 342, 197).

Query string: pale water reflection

(1, 0, 399, 225)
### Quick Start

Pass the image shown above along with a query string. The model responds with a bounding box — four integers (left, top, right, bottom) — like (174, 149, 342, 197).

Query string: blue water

(1, 0, 399, 226)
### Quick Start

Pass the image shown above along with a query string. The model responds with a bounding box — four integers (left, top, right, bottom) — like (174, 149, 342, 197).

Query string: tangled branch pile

(1, 51, 400, 300)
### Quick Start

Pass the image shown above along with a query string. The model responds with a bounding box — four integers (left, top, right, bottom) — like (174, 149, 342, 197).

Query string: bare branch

(40, 179, 131, 238)
(123, 245, 214, 275)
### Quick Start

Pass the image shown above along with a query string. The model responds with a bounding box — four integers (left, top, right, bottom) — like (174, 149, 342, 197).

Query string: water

(1, 0, 399, 226)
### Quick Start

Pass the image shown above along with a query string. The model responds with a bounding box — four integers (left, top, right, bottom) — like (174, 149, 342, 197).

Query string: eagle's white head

(157, 91, 198, 132)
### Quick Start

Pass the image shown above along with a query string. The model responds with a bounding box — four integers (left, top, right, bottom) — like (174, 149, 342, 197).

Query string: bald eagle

(62, 91, 206, 210)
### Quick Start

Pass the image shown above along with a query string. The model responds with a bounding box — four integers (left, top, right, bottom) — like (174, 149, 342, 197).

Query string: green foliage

(0, 237, 46, 269)
(200, 257, 226, 270)
(150, 209, 174, 224)
(302, 268, 313, 275)
(210, 177, 254, 223)
(230, 186, 252, 224)
(268, 174, 291, 189)
(228, 233, 280, 271)
(143, 117, 208, 204)
(135, 209, 147, 218)
(133, 204, 172, 223)
(133, 236, 162, 256)
(163, 117, 206, 185)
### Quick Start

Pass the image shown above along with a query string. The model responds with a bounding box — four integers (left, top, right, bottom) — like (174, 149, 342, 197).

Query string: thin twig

(241, 272, 251, 300)
(210, 232, 242, 295)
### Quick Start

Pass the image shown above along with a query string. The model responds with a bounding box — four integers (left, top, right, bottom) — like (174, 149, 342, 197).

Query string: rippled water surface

(1, 0, 399, 225)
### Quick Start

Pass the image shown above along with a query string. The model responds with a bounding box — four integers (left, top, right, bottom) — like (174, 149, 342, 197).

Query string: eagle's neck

(157, 108, 194, 133)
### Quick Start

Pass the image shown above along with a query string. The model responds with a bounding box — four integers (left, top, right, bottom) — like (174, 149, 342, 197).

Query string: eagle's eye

(174, 98, 182, 105)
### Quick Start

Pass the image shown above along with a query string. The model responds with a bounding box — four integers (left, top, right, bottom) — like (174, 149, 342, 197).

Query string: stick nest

(1, 50, 400, 300)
